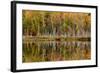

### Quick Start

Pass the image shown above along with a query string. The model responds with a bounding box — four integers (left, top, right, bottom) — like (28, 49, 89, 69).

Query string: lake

(22, 40, 91, 63)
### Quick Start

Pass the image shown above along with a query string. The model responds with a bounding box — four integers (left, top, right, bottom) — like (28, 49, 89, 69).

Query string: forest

(22, 10, 91, 38)
(22, 10, 91, 63)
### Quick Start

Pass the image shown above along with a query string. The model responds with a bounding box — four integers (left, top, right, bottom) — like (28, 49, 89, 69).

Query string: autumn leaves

(22, 10, 91, 38)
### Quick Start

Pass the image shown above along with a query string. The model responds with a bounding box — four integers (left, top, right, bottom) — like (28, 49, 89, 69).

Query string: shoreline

(23, 36, 91, 42)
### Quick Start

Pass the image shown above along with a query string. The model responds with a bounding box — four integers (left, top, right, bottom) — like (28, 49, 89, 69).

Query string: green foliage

(22, 10, 91, 37)
(22, 10, 91, 63)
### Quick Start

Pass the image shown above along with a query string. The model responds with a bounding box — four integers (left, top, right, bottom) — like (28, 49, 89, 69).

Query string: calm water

(22, 41, 91, 63)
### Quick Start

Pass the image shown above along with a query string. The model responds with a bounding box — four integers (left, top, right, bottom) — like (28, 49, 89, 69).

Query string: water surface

(22, 40, 91, 63)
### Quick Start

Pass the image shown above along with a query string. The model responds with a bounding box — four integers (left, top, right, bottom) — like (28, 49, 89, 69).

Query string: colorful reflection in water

(22, 40, 91, 63)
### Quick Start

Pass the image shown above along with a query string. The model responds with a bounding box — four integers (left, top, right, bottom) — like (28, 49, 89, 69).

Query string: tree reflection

(23, 41, 91, 62)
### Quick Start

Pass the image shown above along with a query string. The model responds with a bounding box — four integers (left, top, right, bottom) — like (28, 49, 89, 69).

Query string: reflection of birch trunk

(42, 49, 45, 61)
(63, 48, 66, 60)
(51, 48, 53, 60)
(52, 41, 56, 60)
(63, 42, 65, 60)
(37, 41, 40, 60)
(60, 47, 62, 60)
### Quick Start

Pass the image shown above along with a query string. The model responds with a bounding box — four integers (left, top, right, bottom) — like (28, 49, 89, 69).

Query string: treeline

(22, 10, 91, 37)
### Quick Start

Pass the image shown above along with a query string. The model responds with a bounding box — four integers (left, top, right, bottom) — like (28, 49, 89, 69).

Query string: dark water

(22, 41, 91, 63)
